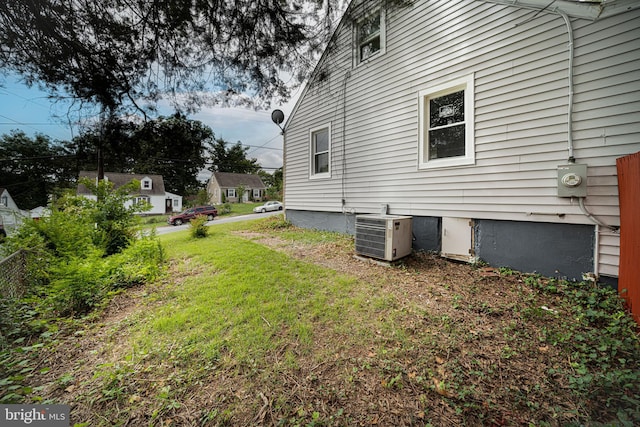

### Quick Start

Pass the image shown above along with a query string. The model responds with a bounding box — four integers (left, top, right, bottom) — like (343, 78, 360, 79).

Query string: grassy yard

(13, 216, 640, 426)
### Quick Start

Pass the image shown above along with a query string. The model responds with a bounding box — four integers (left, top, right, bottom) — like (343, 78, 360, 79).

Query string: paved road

(155, 210, 282, 235)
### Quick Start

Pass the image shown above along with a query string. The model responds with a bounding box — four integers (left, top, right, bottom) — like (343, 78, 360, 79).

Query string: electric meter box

(557, 164, 587, 197)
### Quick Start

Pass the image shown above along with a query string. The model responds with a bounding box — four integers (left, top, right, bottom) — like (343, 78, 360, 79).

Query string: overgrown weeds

(0, 181, 164, 405)
(524, 275, 640, 423)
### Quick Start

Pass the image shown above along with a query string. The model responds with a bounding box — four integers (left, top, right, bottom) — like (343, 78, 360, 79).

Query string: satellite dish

(271, 109, 285, 125)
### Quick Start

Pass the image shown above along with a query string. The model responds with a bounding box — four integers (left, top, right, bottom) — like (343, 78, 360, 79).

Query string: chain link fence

(0, 250, 29, 299)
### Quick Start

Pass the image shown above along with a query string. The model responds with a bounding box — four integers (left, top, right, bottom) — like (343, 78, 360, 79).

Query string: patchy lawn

(18, 218, 640, 426)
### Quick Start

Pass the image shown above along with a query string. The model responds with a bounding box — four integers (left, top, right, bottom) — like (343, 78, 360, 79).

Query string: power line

(243, 144, 282, 151)
(0, 154, 76, 162)
(0, 122, 66, 126)
(246, 133, 282, 155)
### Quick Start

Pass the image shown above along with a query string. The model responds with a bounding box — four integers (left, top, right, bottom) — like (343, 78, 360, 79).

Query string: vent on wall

(355, 215, 412, 261)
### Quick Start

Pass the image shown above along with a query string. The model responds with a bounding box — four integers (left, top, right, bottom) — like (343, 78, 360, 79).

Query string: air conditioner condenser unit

(355, 215, 413, 261)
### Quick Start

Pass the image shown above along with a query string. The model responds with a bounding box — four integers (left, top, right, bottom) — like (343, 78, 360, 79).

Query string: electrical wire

(577, 197, 618, 232)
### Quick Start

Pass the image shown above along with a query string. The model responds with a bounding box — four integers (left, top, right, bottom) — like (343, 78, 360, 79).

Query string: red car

(167, 206, 218, 226)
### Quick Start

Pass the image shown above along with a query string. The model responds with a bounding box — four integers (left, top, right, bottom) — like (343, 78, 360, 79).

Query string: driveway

(155, 210, 281, 235)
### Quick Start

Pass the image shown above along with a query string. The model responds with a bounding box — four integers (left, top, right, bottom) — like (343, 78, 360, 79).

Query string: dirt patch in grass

(21, 229, 633, 426)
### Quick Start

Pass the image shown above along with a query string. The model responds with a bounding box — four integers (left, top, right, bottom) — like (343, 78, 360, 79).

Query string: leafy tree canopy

(64, 114, 213, 195)
(207, 138, 261, 174)
(1, 114, 220, 207)
(0, 131, 74, 209)
(0, 0, 340, 116)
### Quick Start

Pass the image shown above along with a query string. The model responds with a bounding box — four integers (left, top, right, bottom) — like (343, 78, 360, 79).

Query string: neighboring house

(77, 171, 183, 215)
(0, 187, 27, 234)
(29, 206, 51, 220)
(0, 188, 20, 211)
(207, 172, 266, 204)
(282, 0, 640, 285)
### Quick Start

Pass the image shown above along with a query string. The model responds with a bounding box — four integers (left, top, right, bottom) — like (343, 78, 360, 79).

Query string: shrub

(105, 237, 165, 288)
(189, 215, 209, 239)
(47, 250, 108, 315)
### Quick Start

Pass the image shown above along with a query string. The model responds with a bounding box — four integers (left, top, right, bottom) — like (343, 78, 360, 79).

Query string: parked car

(253, 201, 283, 213)
(167, 205, 218, 226)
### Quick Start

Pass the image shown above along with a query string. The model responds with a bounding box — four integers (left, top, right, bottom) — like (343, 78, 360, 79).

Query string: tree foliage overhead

(0, 0, 339, 115)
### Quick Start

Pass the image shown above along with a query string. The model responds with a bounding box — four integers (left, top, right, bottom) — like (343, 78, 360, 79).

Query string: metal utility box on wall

(558, 164, 588, 197)
(355, 215, 413, 261)
(441, 217, 474, 262)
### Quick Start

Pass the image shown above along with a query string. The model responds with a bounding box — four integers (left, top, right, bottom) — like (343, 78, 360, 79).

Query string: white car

(253, 201, 283, 213)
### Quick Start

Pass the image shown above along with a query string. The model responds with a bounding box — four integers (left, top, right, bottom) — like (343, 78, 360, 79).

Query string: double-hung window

(310, 125, 331, 179)
(227, 188, 236, 198)
(356, 9, 385, 64)
(418, 74, 475, 169)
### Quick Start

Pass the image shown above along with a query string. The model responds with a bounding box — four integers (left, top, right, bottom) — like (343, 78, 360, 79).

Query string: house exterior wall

(127, 195, 169, 215)
(284, 0, 640, 280)
(77, 172, 180, 215)
(206, 181, 265, 204)
(207, 181, 221, 204)
(0, 189, 20, 211)
(165, 192, 183, 213)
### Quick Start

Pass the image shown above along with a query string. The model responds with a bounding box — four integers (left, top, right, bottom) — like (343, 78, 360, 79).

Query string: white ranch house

(282, 0, 640, 286)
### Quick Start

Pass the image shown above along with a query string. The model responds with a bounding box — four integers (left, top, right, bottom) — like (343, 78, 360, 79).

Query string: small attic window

(142, 178, 152, 190)
(355, 9, 385, 64)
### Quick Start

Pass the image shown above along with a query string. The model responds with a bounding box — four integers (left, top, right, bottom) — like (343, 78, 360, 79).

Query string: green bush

(47, 251, 107, 315)
(105, 237, 165, 288)
(189, 215, 209, 239)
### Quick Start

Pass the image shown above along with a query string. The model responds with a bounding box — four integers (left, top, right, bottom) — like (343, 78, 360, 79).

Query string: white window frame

(253, 189, 261, 198)
(309, 124, 331, 179)
(134, 196, 150, 205)
(141, 178, 152, 189)
(354, 8, 386, 66)
(227, 188, 236, 198)
(418, 74, 475, 169)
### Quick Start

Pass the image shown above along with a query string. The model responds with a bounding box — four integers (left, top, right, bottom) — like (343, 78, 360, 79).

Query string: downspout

(594, 224, 600, 278)
(557, 9, 575, 163)
(341, 70, 355, 215)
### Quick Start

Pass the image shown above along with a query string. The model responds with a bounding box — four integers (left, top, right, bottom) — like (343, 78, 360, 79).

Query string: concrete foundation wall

(286, 210, 598, 282)
(475, 220, 595, 281)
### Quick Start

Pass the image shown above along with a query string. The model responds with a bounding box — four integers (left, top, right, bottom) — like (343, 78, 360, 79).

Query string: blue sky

(0, 73, 298, 174)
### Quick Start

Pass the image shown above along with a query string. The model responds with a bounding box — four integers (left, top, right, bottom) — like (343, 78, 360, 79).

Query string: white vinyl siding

(284, 0, 640, 276)
(597, 229, 620, 278)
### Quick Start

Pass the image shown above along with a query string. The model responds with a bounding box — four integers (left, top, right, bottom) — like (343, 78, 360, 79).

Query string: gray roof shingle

(77, 171, 166, 196)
